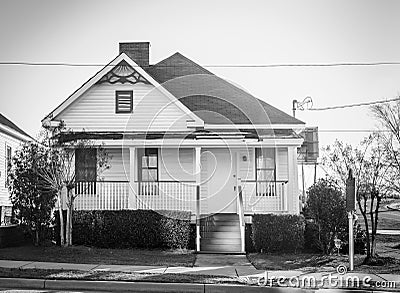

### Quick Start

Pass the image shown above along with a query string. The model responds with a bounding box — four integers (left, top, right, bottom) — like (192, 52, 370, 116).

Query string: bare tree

(371, 100, 400, 196)
(322, 134, 390, 261)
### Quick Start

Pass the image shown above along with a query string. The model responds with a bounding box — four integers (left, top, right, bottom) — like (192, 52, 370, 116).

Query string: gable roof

(0, 113, 31, 141)
(44, 49, 304, 130)
(145, 52, 304, 126)
(43, 53, 203, 127)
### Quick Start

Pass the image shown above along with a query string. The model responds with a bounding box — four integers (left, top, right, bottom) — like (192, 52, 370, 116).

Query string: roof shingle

(0, 113, 30, 139)
(145, 52, 304, 126)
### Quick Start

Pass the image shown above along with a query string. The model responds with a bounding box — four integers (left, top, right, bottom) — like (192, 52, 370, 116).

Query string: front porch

(71, 143, 300, 253)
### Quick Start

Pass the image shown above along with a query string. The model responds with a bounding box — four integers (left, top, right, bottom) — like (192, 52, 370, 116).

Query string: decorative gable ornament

(96, 61, 151, 85)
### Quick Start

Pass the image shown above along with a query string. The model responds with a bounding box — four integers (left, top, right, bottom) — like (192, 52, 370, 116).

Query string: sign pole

(346, 169, 356, 271)
(348, 210, 354, 271)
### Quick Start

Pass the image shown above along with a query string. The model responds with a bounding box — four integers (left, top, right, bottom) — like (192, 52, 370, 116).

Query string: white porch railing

(241, 180, 288, 213)
(136, 181, 196, 213)
(74, 181, 129, 210)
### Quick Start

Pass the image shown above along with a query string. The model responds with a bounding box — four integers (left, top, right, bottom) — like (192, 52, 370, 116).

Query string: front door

(204, 148, 237, 214)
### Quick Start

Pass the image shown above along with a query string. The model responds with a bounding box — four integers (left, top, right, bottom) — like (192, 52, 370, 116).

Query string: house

(42, 42, 305, 252)
(0, 113, 31, 224)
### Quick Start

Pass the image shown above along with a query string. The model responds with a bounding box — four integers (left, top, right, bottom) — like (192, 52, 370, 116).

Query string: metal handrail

(196, 185, 201, 252)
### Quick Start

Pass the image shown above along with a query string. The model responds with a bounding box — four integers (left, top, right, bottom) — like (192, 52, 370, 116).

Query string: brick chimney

(119, 42, 150, 67)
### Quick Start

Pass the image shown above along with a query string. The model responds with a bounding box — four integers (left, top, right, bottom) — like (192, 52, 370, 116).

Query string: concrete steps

(200, 213, 242, 253)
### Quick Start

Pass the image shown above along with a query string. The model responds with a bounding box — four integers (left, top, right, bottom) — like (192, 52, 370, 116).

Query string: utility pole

(292, 96, 312, 118)
(292, 98, 311, 207)
(292, 99, 298, 117)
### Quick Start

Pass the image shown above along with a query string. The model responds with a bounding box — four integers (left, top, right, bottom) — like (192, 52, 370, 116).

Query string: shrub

(252, 214, 305, 253)
(188, 224, 196, 250)
(245, 223, 255, 252)
(305, 220, 367, 255)
(304, 220, 319, 252)
(339, 224, 367, 255)
(158, 210, 192, 249)
(303, 178, 347, 254)
(8, 142, 57, 246)
(54, 210, 192, 249)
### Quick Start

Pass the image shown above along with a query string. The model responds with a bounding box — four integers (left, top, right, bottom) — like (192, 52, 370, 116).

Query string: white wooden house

(0, 113, 31, 224)
(43, 42, 306, 252)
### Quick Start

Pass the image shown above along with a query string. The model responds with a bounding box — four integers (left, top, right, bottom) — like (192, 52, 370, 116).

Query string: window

(138, 148, 158, 182)
(256, 148, 276, 196)
(5, 145, 11, 187)
(75, 148, 97, 182)
(115, 90, 133, 113)
(256, 148, 275, 181)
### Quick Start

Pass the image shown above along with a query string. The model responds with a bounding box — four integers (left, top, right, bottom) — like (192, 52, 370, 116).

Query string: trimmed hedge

(54, 210, 192, 249)
(252, 214, 305, 253)
(245, 223, 255, 252)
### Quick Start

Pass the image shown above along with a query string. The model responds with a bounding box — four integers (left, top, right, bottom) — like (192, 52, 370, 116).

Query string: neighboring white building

(42, 42, 306, 252)
(0, 113, 31, 224)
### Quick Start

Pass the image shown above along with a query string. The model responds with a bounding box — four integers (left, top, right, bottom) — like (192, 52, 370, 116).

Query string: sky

(1, 0, 400, 156)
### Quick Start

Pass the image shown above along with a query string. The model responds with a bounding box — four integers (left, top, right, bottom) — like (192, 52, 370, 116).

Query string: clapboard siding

(237, 147, 288, 182)
(159, 148, 194, 182)
(56, 83, 191, 132)
(101, 148, 130, 182)
(239, 148, 254, 181)
(276, 147, 289, 181)
(0, 132, 24, 207)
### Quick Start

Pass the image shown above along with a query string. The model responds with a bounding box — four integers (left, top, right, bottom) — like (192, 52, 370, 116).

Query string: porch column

(287, 146, 299, 214)
(195, 146, 201, 252)
(128, 147, 137, 209)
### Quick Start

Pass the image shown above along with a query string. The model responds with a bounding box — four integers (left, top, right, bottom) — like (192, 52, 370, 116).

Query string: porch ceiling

(57, 129, 300, 143)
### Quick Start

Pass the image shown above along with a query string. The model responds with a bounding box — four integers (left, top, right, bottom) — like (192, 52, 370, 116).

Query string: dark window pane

(75, 148, 97, 182)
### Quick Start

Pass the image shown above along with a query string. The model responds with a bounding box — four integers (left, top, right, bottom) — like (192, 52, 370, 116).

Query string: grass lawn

(248, 253, 400, 274)
(248, 234, 400, 274)
(0, 267, 238, 284)
(0, 245, 196, 267)
(356, 198, 400, 230)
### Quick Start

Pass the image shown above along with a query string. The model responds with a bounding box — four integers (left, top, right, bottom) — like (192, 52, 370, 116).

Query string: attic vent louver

(115, 91, 133, 113)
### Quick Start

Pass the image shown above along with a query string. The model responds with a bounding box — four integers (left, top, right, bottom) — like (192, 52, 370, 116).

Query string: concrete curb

(0, 278, 205, 292)
(0, 277, 391, 292)
(0, 277, 45, 289)
(45, 279, 205, 292)
(0, 278, 309, 292)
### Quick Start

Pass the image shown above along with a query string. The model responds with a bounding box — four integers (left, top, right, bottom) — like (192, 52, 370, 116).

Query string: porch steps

(200, 213, 242, 253)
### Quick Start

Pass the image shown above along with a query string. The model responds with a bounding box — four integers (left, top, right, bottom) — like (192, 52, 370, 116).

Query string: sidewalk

(0, 254, 259, 277)
(0, 255, 399, 291)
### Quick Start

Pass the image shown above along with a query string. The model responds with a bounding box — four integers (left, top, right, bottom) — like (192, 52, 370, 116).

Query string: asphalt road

(0, 290, 111, 293)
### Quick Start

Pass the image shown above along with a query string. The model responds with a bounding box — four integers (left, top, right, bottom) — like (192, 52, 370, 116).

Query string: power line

(307, 97, 400, 111)
(317, 129, 390, 133)
(2, 61, 400, 68)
